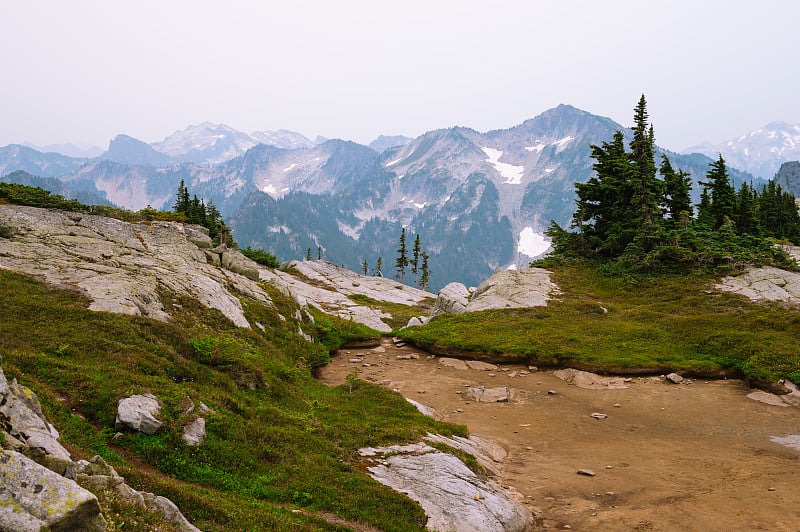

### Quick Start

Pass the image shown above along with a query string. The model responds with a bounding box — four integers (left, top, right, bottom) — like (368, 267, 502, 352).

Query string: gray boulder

(466, 268, 558, 312)
(0, 450, 106, 531)
(182, 418, 206, 447)
(431, 282, 471, 317)
(115, 394, 163, 434)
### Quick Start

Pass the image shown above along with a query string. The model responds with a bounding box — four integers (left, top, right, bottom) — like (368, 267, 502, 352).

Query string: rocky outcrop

(359, 439, 534, 532)
(115, 393, 163, 435)
(430, 282, 471, 318)
(259, 260, 431, 332)
(748, 379, 800, 408)
(0, 450, 106, 531)
(466, 268, 559, 312)
(0, 204, 271, 328)
(717, 265, 800, 304)
(0, 362, 199, 531)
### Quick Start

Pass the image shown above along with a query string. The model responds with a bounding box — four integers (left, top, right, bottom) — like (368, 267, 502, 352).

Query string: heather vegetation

(0, 269, 463, 531)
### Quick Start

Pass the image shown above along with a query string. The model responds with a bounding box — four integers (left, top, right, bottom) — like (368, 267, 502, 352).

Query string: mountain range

(2, 106, 795, 290)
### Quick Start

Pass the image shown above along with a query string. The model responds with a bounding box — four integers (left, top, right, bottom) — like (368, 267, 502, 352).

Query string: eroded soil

(319, 338, 800, 531)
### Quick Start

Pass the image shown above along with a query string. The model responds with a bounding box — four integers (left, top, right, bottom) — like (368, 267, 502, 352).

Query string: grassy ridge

(398, 264, 800, 383)
(0, 270, 465, 531)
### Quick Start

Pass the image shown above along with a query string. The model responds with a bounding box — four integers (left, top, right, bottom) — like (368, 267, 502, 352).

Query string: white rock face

(0, 205, 272, 328)
(116, 394, 163, 435)
(553, 368, 630, 390)
(717, 265, 800, 304)
(359, 441, 533, 532)
(466, 268, 559, 312)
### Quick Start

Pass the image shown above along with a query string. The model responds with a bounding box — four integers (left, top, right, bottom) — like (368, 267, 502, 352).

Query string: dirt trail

(319, 338, 800, 531)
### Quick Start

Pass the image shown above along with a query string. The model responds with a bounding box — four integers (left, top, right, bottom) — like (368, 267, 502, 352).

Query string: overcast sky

(1, 1, 797, 152)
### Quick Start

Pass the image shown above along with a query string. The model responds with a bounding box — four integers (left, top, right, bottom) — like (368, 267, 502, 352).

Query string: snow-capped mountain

(250, 129, 316, 151)
(153, 122, 258, 165)
(685, 121, 800, 179)
(0, 106, 763, 289)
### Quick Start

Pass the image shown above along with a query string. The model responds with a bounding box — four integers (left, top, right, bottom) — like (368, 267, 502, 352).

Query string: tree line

(547, 95, 800, 270)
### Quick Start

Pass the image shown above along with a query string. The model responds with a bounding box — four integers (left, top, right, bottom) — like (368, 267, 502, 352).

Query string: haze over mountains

(1, 105, 796, 289)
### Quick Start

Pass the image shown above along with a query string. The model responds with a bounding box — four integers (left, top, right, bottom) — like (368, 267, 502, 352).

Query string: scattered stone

(666, 373, 684, 384)
(547, 390, 557, 395)
(528, 366, 539, 372)
(768, 487, 776, 491)
(553, 368, 629, 390)
(349, 358, 362, 363)
(577, 469, 597, 477)
(590, 413, 608, 420)
(397, 354, 417, 360)
(372, 346, 386, 353)
(115, 393, 163, 435)
(613, 403, 621, 408)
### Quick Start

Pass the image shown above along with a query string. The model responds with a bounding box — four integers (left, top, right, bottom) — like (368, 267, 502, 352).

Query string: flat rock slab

(361, 442, 534, 532)
(465, 268, 559, 312)
(770, 434, 800, 451)
(439, 358, 469, 370)
(463, 386, 510, 403)
(553, 368, 630, 390)
(466, 361, 499, 371)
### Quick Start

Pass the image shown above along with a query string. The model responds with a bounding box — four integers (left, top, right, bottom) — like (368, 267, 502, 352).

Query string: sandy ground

(319, 338, 800, 531)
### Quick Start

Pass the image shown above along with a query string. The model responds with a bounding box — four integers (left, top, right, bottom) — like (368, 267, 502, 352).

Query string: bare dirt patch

(320, 338, 800, 531)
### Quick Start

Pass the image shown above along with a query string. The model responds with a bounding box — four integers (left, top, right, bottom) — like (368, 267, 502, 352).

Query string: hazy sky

(1, 1, 797, 152)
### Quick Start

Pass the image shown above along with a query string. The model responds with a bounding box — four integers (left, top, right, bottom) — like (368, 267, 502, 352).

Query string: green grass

(398, 263, 800, 383)
(0, 270, 466, 531)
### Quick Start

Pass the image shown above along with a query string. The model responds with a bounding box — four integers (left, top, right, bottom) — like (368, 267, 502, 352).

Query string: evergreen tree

(306, 248, 312, 260)
(317, 246, 322, 260)
(628, 95, 662, 249)
(695, 187, 714, 228)
(361, 259, 368, 275)
(660, 154, 692, 222)
(174, 179, 190, 214)
(573, 130, 634, 255)
(420, 251, 430, 291)
(735, 181, 760, 236)
(395, 227, 409, 284)
(375, 256, 383, 277)
(701, 155, 736, 229)
(411, 234, 421, 287)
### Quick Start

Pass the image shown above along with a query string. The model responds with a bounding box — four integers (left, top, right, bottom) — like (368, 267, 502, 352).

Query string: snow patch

(267, 225, 290, 234)
(553, 136, 574, 150)
(413, 202, 426, 209)
(507, 263, 518, 270)
(544, 167, 556, 174)
(482, 147, 524, 185)
(525, 143, 546, 153)
(263, 184, 278, 195)
(283, 163, 297, 172)
(518, 227, 551, 257)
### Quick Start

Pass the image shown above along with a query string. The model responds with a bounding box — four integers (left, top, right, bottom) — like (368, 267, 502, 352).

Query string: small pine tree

(701, 155, 736, 229)
(317, 246, 322, 260)
(361, 259, 368, 275)
(395, 227, 409, 284)
(306, 248, 312, 261)
(420, 251, 430, 291)
(411, 234, 421, 287)
(660, 154, 692, 222)
(375, 256, 383, 277)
